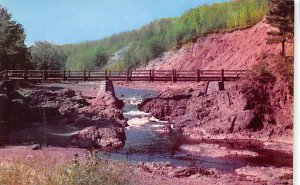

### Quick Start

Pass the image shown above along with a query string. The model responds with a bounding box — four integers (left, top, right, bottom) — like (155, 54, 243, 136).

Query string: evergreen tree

(266, 0, 294, 57)
(0, 6, 28, 70)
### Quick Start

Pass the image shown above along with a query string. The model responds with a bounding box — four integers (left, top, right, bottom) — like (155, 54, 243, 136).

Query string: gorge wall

(141, 20, 291, 70)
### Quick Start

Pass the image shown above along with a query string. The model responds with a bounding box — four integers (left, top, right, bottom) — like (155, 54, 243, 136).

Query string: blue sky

(0, 0, 222, 46)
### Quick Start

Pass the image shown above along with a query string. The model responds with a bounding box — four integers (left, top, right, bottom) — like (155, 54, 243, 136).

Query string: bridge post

(83, 69, 86, 81)
(63, 69, 66, 81)
(42, 68, 47, 80)
(126, 69, 129, 82)
(172, 69, 176, 82)
(105, 69, 108, 80)
(4, 69, 8, 80)
(196, 69, 200, 82)
(23, 69, 27, 80)
(68, 70, 71, 78)
(88, 70, 91, 78)
(152, 69, 155, 82)
(42, 68, 46, 80)
(221, 69, 224, 82)
(172, 69, 174, 82)
(149, 69, 151, 82)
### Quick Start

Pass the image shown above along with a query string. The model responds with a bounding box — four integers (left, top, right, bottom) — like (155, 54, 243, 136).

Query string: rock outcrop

(73, 124, 125, 148)
(139, 94, 191, 120)
(23, 87, 126, 148)
(0, 81, 127, 149)
(26, 88, 125, 125)
(139, 83, 293, 144)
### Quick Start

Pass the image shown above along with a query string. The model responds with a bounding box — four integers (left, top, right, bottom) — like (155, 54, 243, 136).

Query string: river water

(99, 87, 292, 173)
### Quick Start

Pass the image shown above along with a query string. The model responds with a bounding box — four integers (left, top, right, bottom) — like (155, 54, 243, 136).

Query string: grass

(0, 152, 131, 185)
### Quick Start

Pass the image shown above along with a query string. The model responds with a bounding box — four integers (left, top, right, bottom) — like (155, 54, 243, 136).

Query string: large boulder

(138, 94, 191, 120)
(73, 123, 125, 148)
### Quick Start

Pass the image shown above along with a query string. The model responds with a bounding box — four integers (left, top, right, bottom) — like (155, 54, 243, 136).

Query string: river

(99, 87, 292, 173)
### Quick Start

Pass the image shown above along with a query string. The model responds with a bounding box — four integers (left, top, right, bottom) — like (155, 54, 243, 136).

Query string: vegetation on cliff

(266, 0, 294, 57)
(62, 0, 269, 70)
(242, 0, 294, 128)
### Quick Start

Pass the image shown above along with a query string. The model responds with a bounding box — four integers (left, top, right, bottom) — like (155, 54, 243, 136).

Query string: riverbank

(0, 147, 293, 185)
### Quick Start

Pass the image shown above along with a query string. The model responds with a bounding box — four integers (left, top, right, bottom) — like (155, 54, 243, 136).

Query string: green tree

(30, 41, 67, 70)
(93, 49, 109, 68)
(266, 0, 294, 57)
(0, 6, 28, 70)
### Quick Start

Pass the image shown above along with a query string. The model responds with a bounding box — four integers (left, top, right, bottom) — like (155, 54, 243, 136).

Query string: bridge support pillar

(97, 80, 115, 97)
(206, 81, 225, 94)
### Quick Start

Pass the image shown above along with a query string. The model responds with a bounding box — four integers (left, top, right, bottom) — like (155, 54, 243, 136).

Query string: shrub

(0, 154, 131, 185)
(241, 61, 276, 130)
(50, 160, 130, 185)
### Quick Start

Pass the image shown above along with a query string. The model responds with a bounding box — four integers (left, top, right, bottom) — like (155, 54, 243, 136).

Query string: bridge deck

(0, 69, 248, 82)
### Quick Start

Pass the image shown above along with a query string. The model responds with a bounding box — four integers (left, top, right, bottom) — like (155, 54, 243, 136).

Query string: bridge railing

(0, 69, 248, 82)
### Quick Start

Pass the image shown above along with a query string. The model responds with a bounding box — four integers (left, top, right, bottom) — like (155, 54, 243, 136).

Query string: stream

(99, 87, 293, 173)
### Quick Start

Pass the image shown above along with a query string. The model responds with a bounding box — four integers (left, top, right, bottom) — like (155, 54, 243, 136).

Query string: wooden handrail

(1, 69, 248, 82)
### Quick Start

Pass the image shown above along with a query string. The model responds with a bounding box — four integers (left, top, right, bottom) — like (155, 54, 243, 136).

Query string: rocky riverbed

(0, 81, 126, 149)
(0, 80, 293, 185)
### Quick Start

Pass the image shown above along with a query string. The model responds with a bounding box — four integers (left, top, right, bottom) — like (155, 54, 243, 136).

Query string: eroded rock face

(139, 94, 191, 120)
(141, 21, 281, 71)
(16, 86, 126, 149)
(179, 88, 257, 135)
(73, 124, 125, 148)
(27, 88, 125, 125)
(138, 84, 293, 143)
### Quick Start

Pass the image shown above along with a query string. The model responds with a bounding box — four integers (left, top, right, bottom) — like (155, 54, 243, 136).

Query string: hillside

(140, 20, 286, 70)
(61, 0, 269, 70)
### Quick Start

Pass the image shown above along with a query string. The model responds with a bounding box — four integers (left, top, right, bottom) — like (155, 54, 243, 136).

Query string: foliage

(30, 41, 67, 70)
(266, 0, 294, 57)
(62, 0, 269, 70)
(0, 156, 131, 185)
(242, 62, 276, 111)
(241, 61, 276, 130)
(0, 6, 29, 70)
(51, 160, 130, 185)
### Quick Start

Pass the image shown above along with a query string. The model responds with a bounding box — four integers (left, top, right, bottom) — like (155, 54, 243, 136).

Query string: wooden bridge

(0, 69, 247, 82)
